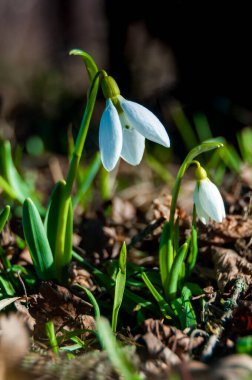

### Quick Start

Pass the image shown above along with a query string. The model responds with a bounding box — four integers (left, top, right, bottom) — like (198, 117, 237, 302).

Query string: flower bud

(195, 165, 207, 181)
(101, 76, 120, 99)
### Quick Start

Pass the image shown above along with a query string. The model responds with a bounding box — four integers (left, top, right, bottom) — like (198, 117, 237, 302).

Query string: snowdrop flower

(99, 75, 170, 171)
(193, 164, 225, 224)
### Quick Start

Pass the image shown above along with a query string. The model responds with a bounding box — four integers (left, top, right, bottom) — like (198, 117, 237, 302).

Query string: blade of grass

(159, 221, 173, 288)
(112, 242, 127, 333)
(141, 272, 173, 318)
(145, 153, 175, 186)
(73, 152, 101, 208)
(170, 103, 198, 150)
(193, 113, 213, 141)
(45, 321, 59, 354)
(74, 284, 100, 319)
(96, 317, 143, 380)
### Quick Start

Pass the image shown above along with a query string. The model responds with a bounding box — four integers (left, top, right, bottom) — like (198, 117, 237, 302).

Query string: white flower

(99, 95, 170, 171)
(193, 178, 226, 224)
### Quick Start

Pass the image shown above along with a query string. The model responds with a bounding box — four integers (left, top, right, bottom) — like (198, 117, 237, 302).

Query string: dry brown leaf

(212, 247, 252, 290)
(142, 319, 205, 360)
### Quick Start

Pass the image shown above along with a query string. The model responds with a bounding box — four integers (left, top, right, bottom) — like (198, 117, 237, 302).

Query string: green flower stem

(158, 142, 223, 297)
(169, 142, 223, 227)
(65, 72, 101, 197)
(53, 71, 103, 282)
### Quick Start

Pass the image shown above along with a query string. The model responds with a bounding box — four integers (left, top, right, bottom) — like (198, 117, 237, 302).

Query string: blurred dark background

(0, 0, 251, 156)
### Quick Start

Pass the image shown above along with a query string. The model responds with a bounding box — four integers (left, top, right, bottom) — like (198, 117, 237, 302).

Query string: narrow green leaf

(112, 242, 127, 332)
(62, 199, 73, 266)
(0, 176, 17, 200)
(237, 127, 252, 165)
(171, 286, 197, 329)
(96, 317, 143, 380)
(44, 180, 65, 254)
(74, 284, 100, 319)
(166, 242, 189, 301)
(219, 144, 241, 173)
(23, 198, 54, 280)
(73, 152, 101, 208)
(69, 49, 99, 84)
(159, 222, 173, 288)
(0, 276, 15, 296)
(72, 250, 157, 314)
(171, 104, 198, 150)
(141, 272, 173, 319)
(186, 206, 198, 278)
(0, 141, 44, 213)
(0, 205, 10, 233)
(45, 321, 59, 354)
(45, 180, 73, 280)
(193, 113, 213, 141)
(145, 154, 175, 186)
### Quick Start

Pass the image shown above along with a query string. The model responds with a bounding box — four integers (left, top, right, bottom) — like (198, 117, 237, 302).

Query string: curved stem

(168, 143, 223, 227)
(65, 70, 104, 197)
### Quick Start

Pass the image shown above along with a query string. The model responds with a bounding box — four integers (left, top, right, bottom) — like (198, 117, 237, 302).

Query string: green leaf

(96, 317, 143, 380)
(73, 152, 101, 208)
(0, 205, 10, 233)
(159, 222, 173, 288)
(237, 127, 252, 165)
(166, 241, 189, 301)
(45, 180, 73, 277)
(23, 198, 54, 280)
(141, 272, 173, 319)
(45, 321, 59, 354)
(0, 176, 17, 200)
(193, 112, 213, 141)
(44, 180, 65, 254)
(62, 198, 73, 266)
(69, 49, 99, 84)
(0, 276, 15, 296)
(171, 286, 197, 329)
(145, 153, 175, 186)
(0, 141, 44, 213)
(171, 104, 198, 150)
(186, 207, 198, 278)
(112, 242, 127, 332)
(72, 250, 157, 315)
(74, 284, 100, 320)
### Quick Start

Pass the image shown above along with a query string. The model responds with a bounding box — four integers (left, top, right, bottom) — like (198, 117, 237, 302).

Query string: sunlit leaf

(23, 198, 54, 280)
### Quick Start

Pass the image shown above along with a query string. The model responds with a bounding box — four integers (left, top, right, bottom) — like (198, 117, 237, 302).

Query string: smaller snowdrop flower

(99, 74, 170, 171)
(193, 164, 225, 224)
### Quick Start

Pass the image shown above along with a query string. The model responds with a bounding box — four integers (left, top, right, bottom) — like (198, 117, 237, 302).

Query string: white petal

(198, 179, 226, 222)
(193, 185, 209, 224)
(99, 100, 123, 171)
(120, 127, 145, 165)
(119, 95, 170, 147)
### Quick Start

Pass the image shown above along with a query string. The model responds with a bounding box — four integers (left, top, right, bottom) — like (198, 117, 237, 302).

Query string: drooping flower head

(99, 74, 170, 171)
(193, 164, 226, 224)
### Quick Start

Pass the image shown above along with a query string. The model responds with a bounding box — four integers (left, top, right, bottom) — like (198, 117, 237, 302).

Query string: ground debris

(26, 281, 95, 344)
(212, 247, 252, 290)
